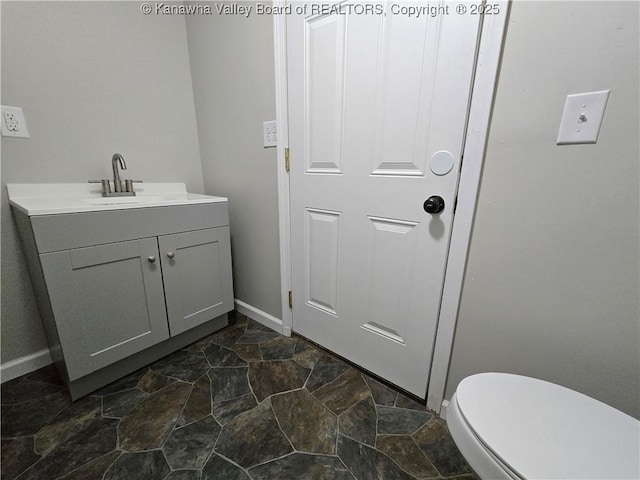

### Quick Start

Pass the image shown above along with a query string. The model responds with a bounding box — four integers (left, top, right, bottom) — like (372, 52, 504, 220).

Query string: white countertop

(7, 183, 228, 216)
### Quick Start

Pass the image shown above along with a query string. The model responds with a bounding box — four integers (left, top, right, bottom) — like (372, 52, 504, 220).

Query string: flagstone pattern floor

(1, 312, 478, 480)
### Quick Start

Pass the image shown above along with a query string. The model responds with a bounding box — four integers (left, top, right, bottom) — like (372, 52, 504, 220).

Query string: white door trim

(273, 1, 510, 412)
(427, 3, 510, 413)
(273, 2, 293, 337)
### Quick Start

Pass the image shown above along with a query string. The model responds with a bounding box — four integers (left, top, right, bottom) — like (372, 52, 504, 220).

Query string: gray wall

(1, 1, 203, 364)
(185, 6, 282, 319)
(446, 1, 640, 418)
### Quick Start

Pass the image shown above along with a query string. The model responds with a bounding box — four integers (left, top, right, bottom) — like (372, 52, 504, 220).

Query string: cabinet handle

(166, 252, 175, 259)
(148, 256, 156, 263)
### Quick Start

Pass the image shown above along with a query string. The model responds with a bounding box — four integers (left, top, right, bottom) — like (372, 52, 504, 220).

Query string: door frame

(272, 1, 510, 413)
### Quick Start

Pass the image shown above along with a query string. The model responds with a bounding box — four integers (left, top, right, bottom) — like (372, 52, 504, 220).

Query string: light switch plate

(1, 105, 30, 138)
(557, 90, 609, 145)
(263, 120, 277, 147)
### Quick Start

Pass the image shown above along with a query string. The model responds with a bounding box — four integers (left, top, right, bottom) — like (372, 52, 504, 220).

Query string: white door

(288, 2, 480, 397)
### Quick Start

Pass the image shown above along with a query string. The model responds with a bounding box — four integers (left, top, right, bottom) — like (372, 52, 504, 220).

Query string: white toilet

(447, 373, 640, 479)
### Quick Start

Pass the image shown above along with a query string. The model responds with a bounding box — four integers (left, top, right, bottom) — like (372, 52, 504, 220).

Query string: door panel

(370, 11, 438, 177)
(40, 238, 169, 380)
(159, 227, 233, 336)
(305, 208, 341, 315)
(362, 216, 419, 345)
(288, 2, 480, 396)
(305, 13, 346, 174)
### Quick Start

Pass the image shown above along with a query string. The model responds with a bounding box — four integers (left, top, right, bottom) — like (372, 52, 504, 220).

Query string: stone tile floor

(1, 312, 477, 480)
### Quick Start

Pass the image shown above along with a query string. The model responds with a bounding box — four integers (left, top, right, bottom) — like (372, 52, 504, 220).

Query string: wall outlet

(1, 106, 30, 138)
(263, 120, 277, 147)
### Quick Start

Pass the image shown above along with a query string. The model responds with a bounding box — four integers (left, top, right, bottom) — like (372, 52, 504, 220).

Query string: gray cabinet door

(159, 227, 234, 336)
(40, 238, 170, 380)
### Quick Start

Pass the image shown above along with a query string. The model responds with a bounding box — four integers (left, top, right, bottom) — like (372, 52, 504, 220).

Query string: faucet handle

(89, 179, 112, 195)
(124, 179, 143, 194)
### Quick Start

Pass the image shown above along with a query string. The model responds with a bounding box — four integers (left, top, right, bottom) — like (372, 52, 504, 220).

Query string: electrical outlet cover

(1, 105, 30, 138)
(263, 120, 277, 147)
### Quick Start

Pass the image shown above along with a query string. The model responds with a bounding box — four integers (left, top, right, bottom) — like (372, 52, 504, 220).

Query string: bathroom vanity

(8, 183, 234, 399)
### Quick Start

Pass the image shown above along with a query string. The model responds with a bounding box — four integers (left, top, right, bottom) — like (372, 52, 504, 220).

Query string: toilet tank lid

(456, 373, 640, 480)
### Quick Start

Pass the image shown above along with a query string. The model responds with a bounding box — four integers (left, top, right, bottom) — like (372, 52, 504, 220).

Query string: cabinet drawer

(31, 202, 229, 253)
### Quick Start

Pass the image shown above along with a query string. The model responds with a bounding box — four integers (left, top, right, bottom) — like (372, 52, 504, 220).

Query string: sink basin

(7, 183, 227, 216)
(82, 194, 187, 205)
(83, 197, 145, 205)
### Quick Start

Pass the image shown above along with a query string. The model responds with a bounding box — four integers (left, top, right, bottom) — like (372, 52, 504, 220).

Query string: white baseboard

(1, 304, 285, 384)
(234, 299, 287, 335)
(0, 348, 52, 383)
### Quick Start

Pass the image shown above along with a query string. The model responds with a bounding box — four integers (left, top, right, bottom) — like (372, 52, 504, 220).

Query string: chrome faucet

(112, 153, 126, 192)
(89, 153, 142, 197)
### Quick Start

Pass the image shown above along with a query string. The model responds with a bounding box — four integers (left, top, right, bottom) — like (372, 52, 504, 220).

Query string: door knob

(148, 256, 156, 263)
(423, 196, 445, 214)
(166, 252, 175, 259)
